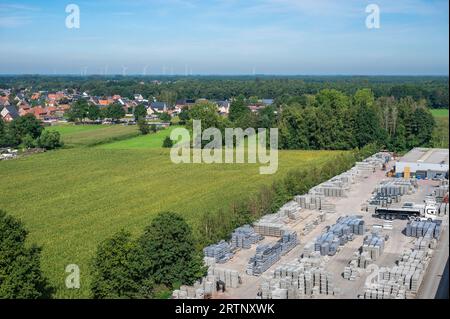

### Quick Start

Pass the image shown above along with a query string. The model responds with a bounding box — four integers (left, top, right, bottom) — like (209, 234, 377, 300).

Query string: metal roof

(399, 148, 449, 165)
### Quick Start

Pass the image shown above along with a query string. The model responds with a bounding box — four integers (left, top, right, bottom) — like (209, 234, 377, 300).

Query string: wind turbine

(121, 65, 128, 77)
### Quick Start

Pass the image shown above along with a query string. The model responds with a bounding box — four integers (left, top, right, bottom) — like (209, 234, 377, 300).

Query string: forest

(0, 75, 448, 109)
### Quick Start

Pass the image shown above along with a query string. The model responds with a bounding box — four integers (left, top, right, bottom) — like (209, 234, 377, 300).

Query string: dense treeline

(1, 75, 448, 108)
(184, 89, 435, 153)
(277, 89, 435, 152)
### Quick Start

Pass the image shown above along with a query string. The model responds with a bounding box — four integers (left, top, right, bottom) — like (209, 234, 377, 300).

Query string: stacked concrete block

(361, 247, 433, 299)
(247, 232, 298, 276)
(314, 215, 364, 256)
(203, 240, 233, 263)
(231, 225, 263, 249)
(277, 200, 302, 220)
(362, 232, 385, 261)
(406, 220, 442, 240)
(260, 253, 336, 299)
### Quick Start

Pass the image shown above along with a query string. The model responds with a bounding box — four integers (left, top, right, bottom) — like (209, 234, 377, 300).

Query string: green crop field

(98, 126, 179, 149)
(47, 124, 140, 147)
(0, 124, 344, 298)
(432, 111, 449, 148)
(431, 109, 449, 118)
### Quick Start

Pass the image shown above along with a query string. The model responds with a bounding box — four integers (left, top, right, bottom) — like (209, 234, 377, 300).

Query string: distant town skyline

(0, 0, 449, 75)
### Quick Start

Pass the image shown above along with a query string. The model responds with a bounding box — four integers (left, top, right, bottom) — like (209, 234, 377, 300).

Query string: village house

(1, 105, 20, 122)
(150, 101, 168, 113)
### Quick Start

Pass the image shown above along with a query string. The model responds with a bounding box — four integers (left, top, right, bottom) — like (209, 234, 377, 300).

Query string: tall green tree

(67, 100, 89, 122)
(90, 230, 153, 299)
(0, 210, 53, 299)
(105, 103, 126, 121)
(9, 114, 43, 144)
(86, 104, 100, 121)
(138, 212, 206, 287)
(134, 104, 147, 120)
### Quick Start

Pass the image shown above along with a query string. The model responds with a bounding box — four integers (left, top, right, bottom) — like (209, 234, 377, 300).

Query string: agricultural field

(431, 109, 449, 148)
(98, 126, 179, 149)
(0, 125, 344, 298)
(46, 124, 140, 147)
(430, 108, 449, 118)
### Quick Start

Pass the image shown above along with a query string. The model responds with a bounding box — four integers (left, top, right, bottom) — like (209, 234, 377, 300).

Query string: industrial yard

(173, 150, 449, 300)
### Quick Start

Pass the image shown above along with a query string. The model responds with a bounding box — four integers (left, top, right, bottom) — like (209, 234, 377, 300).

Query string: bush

(138, 119, 150, 135)
(36, 131, 63, 150)
(22, 134, 36, 149)
(162, 136, 173, 148)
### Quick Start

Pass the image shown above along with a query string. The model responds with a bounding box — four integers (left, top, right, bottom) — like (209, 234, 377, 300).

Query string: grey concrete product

(406, 220, 441, 239)
(313, 215, 365, 256)
(247, 232, 299, 276)
(203, 240, 232, 262)
(231, 225, 263, 249)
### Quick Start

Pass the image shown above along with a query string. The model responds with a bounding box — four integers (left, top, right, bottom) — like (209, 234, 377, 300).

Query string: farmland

(432, 109, 449, 148)
(47, 124, 140, 147)
(0, 124, 344, 298)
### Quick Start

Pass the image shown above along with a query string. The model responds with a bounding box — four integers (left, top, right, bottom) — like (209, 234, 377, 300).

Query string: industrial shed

(395, 148, 449, 179)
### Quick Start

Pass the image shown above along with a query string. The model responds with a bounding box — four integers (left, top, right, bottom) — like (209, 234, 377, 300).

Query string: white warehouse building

(395, 148, 449, 179)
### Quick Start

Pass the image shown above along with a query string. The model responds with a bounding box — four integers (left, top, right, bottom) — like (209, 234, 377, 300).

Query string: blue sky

(0, 0, 448, 75)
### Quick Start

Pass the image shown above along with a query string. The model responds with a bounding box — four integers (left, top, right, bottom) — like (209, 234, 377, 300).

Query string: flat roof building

(395, 148, 449, 178)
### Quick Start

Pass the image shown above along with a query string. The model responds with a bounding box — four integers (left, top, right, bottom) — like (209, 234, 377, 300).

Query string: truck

(374, 202, 438, 221)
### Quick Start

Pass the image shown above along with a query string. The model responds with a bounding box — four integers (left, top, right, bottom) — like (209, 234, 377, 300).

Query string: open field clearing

(432, 110, 449, 148)
(46, 124, 139, 147)
(431, 109, 449, 118)
(0, 146, 343, 298)
(98, 126, 179, 149)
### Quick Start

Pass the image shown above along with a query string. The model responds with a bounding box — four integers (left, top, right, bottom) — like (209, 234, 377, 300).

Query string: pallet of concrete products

(438, 202, 449, 216)
(294, 194, 323, 210)
(277, 201, 302, 220)
(253, 214, 286, 237)
(203, 240, 232, 263)
(260, 255, 337, 299)
(362, 232, 385, 261)
(434, 185, 449, 198)
(279, 231, 298, 255)
(231, 225, 263, 249)
(406, 220, 441, 239)
(173, 276, 215, 299)
(314, 215, 364, 256)
(209, 267, 240, 289)
(247, 243, 283, 276)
